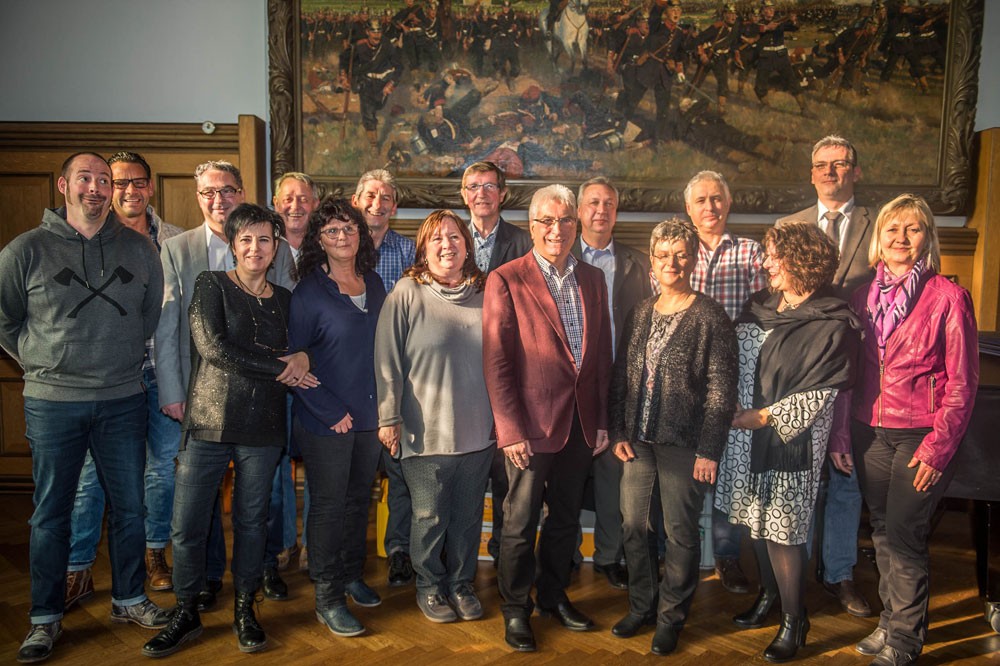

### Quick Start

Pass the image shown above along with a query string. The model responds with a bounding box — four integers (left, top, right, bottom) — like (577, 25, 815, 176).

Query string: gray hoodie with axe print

(0, 207, 164, 401)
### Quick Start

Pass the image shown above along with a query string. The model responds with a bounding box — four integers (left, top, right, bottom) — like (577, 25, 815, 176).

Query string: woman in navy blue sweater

(288, 198, 387, 637)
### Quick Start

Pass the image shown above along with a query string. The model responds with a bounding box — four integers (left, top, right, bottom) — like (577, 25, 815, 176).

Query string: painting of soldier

(297, 0, 962, 196)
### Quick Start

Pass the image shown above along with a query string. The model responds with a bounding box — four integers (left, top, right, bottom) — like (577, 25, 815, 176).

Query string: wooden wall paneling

(0, 174, 53, 248)
(969, 128, 1000, 331)
(0, 358, 32, 492)
(238, 114, 267, 205)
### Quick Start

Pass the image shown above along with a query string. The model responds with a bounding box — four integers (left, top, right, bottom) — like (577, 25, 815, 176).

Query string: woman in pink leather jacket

(834, 194, 978, 666)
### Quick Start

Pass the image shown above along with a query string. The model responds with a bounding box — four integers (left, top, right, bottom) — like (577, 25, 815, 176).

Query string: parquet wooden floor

(1, 494, 997, 664)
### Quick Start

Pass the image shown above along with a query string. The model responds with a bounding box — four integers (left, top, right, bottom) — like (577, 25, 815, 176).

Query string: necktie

(823, 211, 842, 245)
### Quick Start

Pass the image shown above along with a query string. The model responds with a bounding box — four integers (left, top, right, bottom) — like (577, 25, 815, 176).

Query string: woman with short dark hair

(288, 198, 386, 637)
(143, 203, 316, 657)
(717, 221, 861, 663)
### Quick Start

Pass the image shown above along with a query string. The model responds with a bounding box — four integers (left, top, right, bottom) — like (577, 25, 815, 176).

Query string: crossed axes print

(54, 266, 134, 318)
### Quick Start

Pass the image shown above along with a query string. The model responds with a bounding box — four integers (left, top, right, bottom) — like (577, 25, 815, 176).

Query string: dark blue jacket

(288, 268, 386, 435)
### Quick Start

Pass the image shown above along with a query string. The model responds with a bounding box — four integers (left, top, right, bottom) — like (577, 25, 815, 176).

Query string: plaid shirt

(376, 229, 416, 292)
(470, 220, 499, 272)
(533, 250, 584, 370)
(691, 232, 768, 320)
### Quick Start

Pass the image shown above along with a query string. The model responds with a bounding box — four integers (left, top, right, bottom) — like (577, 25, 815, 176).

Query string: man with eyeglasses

(61, 152, 184, 614)
(350, 168, 416, 591)
(776, 134, 874, 619)
(685, 169, 767, 597)
(154, 161, 297, 616)
(483, 184, 612, 652)
(459, 160, 531, 568)
(2, 152, 168, 664)
(571, 177, 652, 592)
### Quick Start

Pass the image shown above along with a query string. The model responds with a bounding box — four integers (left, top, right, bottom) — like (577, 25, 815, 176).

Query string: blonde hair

(868, 194, 941, 272)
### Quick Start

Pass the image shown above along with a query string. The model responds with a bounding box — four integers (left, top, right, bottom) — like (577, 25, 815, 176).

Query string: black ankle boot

(733, 588, 779, 628)
(763, 611, 809, 663)
(233, 591, 268, 653)
(141, 601, 202, 657)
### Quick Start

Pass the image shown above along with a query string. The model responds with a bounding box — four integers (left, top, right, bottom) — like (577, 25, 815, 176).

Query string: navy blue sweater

(288, 268, 386, 435)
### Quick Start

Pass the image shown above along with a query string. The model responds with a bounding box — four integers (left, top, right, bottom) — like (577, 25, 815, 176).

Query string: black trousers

(852, 421, 953, 655)
(498, 411, 592, 618)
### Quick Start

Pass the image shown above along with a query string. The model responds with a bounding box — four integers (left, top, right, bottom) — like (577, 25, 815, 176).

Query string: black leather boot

(763, 611, 809, 663)
(141, 601, 202, 657)
(733, 587, 779, 628)
(233, 591, 268, 653)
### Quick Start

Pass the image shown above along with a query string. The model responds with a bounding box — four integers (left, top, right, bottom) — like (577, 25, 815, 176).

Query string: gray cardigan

(608, 294, 738, 461)
(375, 277, 494, 458)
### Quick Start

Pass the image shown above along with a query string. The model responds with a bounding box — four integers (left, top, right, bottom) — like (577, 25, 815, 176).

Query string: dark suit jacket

(483, 252, 613, 453)
(485, 217, 533, 274)
(571, 237, 653, 353)
(776, 203, 874, 299)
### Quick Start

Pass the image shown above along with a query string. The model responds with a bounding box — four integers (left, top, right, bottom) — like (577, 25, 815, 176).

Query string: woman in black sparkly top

(145, 204, 316, 657)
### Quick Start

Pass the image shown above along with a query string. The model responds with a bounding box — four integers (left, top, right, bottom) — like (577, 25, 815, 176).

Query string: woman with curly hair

(375, 210, 493, 624)
(716, 221, 862, 663)
(287, 198, 386, 637)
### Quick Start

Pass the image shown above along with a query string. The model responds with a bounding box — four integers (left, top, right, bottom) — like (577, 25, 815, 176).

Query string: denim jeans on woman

(170, 438, 280, 600)
(25, 393, 150, 623)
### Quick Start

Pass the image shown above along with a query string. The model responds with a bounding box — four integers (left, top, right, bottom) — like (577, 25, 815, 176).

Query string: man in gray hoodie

(0, 152, 170, 665)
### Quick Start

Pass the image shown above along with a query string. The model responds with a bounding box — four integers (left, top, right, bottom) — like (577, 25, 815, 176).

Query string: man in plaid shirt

(685, 169, 767, 596)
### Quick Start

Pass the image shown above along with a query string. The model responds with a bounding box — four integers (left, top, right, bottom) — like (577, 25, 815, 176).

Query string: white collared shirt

(204, 222, 235, 271)
(816, 197, 855, 253)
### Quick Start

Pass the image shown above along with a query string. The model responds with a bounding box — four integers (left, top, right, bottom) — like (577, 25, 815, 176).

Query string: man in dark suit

(571, 177, 652, 591)
(776, 134, 874, 618)
(484, 184, 612, 652)
(461, 160, 533, 566)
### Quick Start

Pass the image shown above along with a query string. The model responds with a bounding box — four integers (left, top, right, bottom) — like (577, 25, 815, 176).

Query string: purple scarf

(867, 258, 927, 360)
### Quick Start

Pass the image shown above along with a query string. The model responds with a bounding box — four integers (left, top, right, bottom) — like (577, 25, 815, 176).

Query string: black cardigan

(608, 294, 738, 461)
(183, 271, 293, 447)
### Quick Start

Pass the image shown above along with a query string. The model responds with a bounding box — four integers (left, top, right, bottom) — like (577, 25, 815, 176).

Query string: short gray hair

(355, 169, 397, 202)
(194, 160, 243, 189)
(577, 176, 619, 209)
(683, 170, 730, 205)
(274, 171, 317, 197)
(650, 217, 699, 256)
(811, 135, 858, 166)
(529, 184, 576, 222)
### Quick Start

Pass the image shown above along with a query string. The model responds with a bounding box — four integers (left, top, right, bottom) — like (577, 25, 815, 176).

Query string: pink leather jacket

(840, 270, 979, 471)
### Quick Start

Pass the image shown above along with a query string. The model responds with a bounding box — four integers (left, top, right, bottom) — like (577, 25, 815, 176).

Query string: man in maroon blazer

(483, 184, 613, 652)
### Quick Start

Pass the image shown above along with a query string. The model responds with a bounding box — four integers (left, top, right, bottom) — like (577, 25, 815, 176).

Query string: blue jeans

(821, 460, 863, 584)
(171, 439, 281, 600)
(25, 394, 149, 623)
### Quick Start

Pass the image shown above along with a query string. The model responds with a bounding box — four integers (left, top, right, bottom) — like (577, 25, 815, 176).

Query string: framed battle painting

(269, 0, 982, 213)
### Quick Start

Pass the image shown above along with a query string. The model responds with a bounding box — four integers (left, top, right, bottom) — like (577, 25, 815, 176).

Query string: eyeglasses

(197, 186, 241, 200)
(652, 252, 690, 263)
(533, 216, 577, 228)
(811, 160, 854, 171)
(112, 177, 150, 189)
(320, 225, 359, 238)
(463, 183, 500, 193)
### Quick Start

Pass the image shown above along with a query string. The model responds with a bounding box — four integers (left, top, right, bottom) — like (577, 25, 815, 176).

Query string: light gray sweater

(375, 276, 494, 458)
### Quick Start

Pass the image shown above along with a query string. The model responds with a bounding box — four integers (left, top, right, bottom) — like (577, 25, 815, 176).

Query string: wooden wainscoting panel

(0, 174, 53, 248)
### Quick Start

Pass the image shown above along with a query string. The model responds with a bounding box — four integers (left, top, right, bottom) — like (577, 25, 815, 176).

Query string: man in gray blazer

(155, 160, 296, 608)
(460, 160, 533, 566)
(572, 177, 652, 592)
(776, 134, 874, 618)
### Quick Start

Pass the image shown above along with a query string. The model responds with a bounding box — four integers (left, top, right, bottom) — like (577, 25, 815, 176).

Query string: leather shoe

(611, 612, 656, 638)
(504, 616, 536, 652)
(733, 587, 779, 628)
(716, 557, 750, 594)
(593, 562, 629, 590)
(538, 600, 594, 631)
(857, 627, 889, 656)
(824, 579, 872, 617)
(261, 567, 289, 601)
(195, 578, 223, 612)
(651, 624, 679, 656)
(870, 644, 919, 666)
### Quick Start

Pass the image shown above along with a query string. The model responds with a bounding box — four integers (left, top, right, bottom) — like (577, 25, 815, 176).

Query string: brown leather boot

(65, 567, 95, 610)
(146, 548, 173, 591)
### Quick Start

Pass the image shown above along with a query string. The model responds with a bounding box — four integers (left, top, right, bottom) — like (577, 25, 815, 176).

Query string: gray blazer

(776, 204, 875, 299)
(485, 217, 533, 274)
(571, 237, 653, 347)
(154, 225, 296, 407)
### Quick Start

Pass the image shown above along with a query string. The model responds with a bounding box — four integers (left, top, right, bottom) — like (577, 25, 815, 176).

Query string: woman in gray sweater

(375, 210, 493, 625)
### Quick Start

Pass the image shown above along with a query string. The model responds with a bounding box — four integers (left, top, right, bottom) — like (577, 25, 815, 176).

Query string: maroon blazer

(483, 252, 613, 453)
